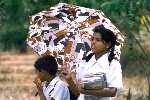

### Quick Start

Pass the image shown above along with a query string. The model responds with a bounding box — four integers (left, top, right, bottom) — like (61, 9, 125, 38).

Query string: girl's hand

(60, 62, 74, 82)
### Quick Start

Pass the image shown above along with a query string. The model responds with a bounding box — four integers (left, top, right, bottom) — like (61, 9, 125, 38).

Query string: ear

(106, 42, 111, 49)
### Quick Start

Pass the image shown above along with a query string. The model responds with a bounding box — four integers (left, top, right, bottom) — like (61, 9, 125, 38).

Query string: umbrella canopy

(27, 3, 124, 66)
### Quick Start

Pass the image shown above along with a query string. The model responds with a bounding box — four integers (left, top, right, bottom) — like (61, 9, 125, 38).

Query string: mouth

(91, 47, 96, 52)
(91, 46, 95, 50)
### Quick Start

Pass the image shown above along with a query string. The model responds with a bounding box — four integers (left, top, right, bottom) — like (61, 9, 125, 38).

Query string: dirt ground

(0, 52, 149, 100)
(0, 53, 39, 100)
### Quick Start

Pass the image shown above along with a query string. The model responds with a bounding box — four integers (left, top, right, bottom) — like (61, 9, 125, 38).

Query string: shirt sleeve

(49, 82, 70, 100)
(106, 60, 123, 90)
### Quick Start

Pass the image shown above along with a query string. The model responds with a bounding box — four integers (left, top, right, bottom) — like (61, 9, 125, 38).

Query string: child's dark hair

(34, 55, 58, 76)
(93, 25, 116, 63)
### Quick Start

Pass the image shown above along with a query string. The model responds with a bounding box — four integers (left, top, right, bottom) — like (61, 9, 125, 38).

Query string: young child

(33, 55, 70, 100)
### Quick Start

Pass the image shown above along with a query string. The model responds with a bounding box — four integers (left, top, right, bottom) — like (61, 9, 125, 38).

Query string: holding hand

(33, 77, 45, 97)
(33, 77, 43, 91)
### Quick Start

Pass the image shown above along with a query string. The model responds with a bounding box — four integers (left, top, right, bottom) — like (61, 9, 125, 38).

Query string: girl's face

(91, 32, 110, 55)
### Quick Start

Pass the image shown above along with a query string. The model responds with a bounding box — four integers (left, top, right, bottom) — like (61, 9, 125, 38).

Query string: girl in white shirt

(61, 25, 123, 100)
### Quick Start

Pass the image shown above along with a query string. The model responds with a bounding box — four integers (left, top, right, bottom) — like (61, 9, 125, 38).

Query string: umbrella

(26, 3, 124, 66)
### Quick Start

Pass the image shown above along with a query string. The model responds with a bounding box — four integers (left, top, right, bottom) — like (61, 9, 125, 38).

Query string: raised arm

(60, 65, 81, 97)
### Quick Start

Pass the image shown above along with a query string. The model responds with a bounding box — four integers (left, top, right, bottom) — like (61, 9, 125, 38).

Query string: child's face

(36, 69, 47, 82)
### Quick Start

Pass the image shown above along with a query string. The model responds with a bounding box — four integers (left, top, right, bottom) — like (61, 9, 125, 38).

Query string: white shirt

(76, 53, 123, 100)
(43, 76, 70, 100)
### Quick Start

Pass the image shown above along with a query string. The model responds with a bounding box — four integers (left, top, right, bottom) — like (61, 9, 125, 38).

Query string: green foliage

(0, 31, 27, 51)
(0, 0, 58, 52)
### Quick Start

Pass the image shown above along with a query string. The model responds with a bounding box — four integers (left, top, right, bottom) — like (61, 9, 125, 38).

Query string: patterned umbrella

(26, 3, 124, 67)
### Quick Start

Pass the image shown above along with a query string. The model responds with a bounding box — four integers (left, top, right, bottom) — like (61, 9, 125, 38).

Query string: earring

(106, 46, 109, 49)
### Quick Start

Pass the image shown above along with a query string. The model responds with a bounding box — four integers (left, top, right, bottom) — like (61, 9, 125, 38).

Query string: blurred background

(0, 0, 150, 100)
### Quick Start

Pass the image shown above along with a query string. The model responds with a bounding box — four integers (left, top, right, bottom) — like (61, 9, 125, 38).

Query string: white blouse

(43, 76, 70, 100)
(76, 53, 123, 100)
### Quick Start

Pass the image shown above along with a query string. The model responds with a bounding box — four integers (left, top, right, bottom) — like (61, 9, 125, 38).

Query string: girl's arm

(60, 64, 117, 97)
(66, 74, 81, 96)
(81, 87, 117, 97)
(60, 65, 81, 97)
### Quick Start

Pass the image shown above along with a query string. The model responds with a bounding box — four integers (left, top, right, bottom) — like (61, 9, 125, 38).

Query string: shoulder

(111, 60, 121, 67)
(55, 78, 68, 89)
(110, 60, 122, 71)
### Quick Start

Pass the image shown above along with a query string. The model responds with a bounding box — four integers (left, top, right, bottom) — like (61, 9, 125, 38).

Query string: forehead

(93, 32, 101, 38)
(35, 69, 44, 73)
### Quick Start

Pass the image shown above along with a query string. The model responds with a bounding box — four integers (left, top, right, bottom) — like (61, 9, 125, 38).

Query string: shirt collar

(47, 76, 59, 86)
(92, 52, 109, 66)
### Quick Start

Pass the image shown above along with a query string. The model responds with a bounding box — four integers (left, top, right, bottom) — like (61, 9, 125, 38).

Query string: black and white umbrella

(26, 3, 124, 66)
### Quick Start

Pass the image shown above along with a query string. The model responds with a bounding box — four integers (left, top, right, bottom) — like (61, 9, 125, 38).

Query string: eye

(96, 38, 102, 41)
(91, 36, 102, 42)
(91, 37, 94, 41)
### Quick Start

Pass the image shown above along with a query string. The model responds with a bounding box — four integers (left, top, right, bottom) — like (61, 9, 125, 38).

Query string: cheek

(97, 43, 106, 50)
(96, 42, 104, 48)
(37, 73, 44, 80)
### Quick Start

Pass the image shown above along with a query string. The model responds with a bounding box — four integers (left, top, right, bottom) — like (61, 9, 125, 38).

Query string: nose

(91, 38, 96, 45)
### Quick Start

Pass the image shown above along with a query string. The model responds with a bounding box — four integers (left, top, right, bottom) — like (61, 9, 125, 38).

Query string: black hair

(34, 55, 58, 76)
(84, 53, 94, 62)
(93, 25, 116, 63)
